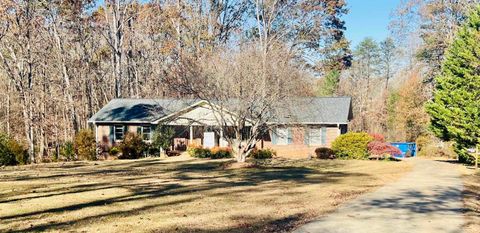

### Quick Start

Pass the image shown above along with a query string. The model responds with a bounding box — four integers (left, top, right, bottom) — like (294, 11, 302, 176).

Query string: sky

(344, 0, 401, 48)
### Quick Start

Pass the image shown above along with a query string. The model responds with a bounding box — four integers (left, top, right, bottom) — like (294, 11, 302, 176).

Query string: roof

(88, 97, 352, 124)
(87, 98, 198, 123)
(275, 97, 352, 124)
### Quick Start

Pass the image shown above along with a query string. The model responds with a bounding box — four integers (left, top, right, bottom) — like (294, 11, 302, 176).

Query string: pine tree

(426, 5, 480, 163)
(317, 70, 340, 96)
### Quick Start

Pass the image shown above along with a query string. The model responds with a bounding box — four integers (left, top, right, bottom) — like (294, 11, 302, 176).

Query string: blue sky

(95, 0, 399, 48)
(344, 0, 401, 48)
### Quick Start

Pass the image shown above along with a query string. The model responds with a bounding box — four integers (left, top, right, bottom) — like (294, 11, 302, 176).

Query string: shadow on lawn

(1, 158, 366, 232)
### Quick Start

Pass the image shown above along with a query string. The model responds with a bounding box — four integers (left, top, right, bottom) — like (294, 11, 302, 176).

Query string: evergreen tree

(426, 6, 480, 163)
(317, 70, 341, 96)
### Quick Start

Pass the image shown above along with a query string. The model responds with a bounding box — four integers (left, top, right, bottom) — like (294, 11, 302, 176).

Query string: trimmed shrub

(187, 143, 208, 158)
(250, 148, 276, 159)
(166, 150, 181, 157)
(211, 147, 232, 159)
(118, 132, 146, 159)
(191, 148, 212, 158)
(331, 132, 374, 159)
(109, 147, 120, 156)
(315, 147, 335, 159)
(367, 141, 401, 157)
(74, 129, 96, 160)
(61, 141, 76, 161)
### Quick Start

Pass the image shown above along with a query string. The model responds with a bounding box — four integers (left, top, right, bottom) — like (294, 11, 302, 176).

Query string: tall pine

(426, 5, 480, 163)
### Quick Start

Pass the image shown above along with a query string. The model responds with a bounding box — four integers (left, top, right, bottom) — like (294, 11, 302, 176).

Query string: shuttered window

(306, 127, 327, 145)
(114, 125, 124, 141)
(275, 127, 288, 145)
(142, 126, 151, 141)
(309, 128, 322, 145)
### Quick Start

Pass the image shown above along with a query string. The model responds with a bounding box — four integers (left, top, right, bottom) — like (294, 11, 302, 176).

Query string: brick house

(88, 97, 352, 158)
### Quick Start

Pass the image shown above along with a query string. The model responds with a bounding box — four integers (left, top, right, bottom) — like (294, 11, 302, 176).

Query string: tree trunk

(52, 22, 79, 134)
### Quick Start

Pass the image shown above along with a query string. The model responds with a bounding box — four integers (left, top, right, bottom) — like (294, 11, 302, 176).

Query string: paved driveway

(294, 159, 464, 233)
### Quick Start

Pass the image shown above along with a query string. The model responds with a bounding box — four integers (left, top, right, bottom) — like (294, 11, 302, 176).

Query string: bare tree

(165, 44, 308, 162)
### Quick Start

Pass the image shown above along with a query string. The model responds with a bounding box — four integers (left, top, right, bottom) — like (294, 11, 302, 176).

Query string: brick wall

(259, 125, 342, 159)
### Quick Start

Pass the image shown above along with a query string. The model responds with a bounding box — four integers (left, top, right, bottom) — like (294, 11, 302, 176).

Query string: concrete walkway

(294, 159, 465, 233)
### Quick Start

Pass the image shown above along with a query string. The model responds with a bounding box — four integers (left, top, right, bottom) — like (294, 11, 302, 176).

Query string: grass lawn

(0, 156, 411, 233)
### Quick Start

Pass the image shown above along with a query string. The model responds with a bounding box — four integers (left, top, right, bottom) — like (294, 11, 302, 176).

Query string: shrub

(74, 129, 96, 160)
(189, 147, 212, 158)
(167, 150, 181, 157)
(0, 134, 28, 166)
(211, 147, 232, 159)
(250, 148, 276, 159)
(315, 147, 335, 159)
(109, 147, 120, 156)
(118, 132, 146, 159)
(8, 139, 28, 165)
(0, 134, 17, 166)
(369, 133, 385, 142)
(418, 140, 456, 159)
(61, 141, 76, 161)
(331, 132, 374, 159)
(367, 141, 401, 156)
(415, 134, 431, 152)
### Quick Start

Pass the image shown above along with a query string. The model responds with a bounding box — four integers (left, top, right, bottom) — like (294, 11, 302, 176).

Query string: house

(87, 97, 353, 158)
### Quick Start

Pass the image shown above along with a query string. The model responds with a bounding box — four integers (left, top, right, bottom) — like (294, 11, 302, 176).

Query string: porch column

(189, 125, 193, 143)
(220, 128, 224, 147)
(95, 123, 98, 143)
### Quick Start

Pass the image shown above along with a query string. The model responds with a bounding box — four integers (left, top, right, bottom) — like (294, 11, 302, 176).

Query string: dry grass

(0, 156, 411, 233)
(463, 169, 480, 233)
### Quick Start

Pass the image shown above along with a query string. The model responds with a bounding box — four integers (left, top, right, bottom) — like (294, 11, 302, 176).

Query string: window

(306, 127, 327, 145)
(321, 127, 327, 145)
(142, 126, 151, 141)
(275, 127, 290, 145)
(308, 128, 322, 145)
(114, 125, 124, 141)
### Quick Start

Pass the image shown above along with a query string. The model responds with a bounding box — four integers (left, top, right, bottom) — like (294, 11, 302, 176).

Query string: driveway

(294, 159, 465, 233)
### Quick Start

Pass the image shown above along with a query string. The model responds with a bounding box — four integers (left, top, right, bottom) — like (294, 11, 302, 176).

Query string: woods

(0, 0, 349, 162)
(0, 0, 479, 164)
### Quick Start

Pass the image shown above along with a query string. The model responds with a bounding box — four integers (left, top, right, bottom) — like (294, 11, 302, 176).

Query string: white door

(203, 132, 215, 148)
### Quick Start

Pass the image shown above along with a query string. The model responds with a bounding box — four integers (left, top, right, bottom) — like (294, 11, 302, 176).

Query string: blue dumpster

(390, 142, 417, 158)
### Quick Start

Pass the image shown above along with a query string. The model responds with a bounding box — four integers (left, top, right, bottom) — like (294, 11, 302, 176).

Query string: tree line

(329, 0, 479, 163)
(1, 0, 479, 164)
(0, 0, 349, 162)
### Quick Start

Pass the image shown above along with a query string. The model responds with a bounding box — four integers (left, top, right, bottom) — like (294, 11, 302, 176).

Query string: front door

(203, 132, 215, 148)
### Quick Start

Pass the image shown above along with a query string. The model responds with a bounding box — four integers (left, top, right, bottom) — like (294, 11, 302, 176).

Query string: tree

(343, 37, 380, 131)
(391, 0, 479, 89)
(152, 125, 175, 154)
(426, 6, 480, 163)
(396, 71, 429, 141)
(379, 37, 396, 90)
(0, 0, 42, 162)
(165, 44, 308, 162)
(317, 70, 340, 96)
(0, 0, 352, 164)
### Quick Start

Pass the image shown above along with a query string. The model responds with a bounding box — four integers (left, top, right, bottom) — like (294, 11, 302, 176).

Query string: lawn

(0, 156, 411, 233)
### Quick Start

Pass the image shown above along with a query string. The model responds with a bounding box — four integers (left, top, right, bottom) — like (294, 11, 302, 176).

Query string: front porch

(170, 125, 230, 151)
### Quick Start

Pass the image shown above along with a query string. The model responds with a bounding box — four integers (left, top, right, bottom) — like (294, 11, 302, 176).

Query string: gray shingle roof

(88, 97, 352, 124)
(87, 98, 198, 123)
(275, 97, 352, 124)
